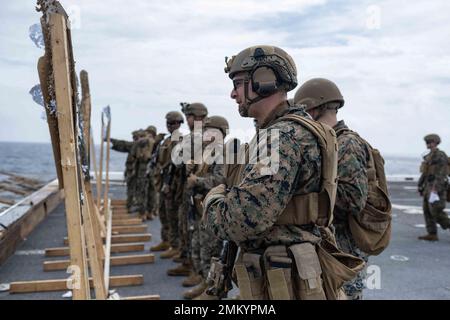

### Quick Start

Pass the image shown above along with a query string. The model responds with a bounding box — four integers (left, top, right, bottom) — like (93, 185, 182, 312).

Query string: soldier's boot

(138, 212, 147, 221)
(146, 212, 154, 221)
(167, 262, 192, 277)
(182, 272, 202, 287)
(173, 252, 187, 263)
(150, 241, 170, 252)
(160, 247, 180, 259)
(194, 291, 220, 300)
(183, 280, 208, 300)
(418, 234, 439, 241)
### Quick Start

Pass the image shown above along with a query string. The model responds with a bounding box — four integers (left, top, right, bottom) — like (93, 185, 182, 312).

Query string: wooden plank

(112, 218, 143, 226)
(103, 117, 111, 221)
(111, 199, 127, 205)
(0, 181, 62, 266)
(104, 198, 113, 292)
(9, 275, 144, 294)
(43, 254, 155, 271)
(112, 213, 139, 220)
(80, 181, 107, 299)
(46, 243, 145, 257)
(50, 13, 90, 300)
(37, 53, 63, 189)
(122, 295, 160, 300)
(112, 225, 147, 234)
(63, 233, 151, 245)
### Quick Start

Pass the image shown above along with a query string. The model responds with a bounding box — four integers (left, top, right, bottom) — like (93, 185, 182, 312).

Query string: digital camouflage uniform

(204, 104, 323, 251)
(158, 133, 182, 247)
(190, 160, 226, 277)
(134, 135, 155, 216)
(333, 120, 371, 300)
(110, 138, 138, 210)
(418, 148, 450, 235)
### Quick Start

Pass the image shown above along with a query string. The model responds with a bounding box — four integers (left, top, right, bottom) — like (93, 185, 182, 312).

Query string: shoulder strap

(277, 114, 338, 227)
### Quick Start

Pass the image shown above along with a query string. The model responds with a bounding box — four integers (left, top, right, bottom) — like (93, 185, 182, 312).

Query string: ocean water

(0, 141, 127, 183)
(0, 141, 422, 183)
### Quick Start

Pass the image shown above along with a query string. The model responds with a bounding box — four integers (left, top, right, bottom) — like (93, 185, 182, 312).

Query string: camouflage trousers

(190, 219, 223, 278)
(146, 176, 156, 214)
(125, 176, 137, 210)
(160, 191, 180, 247)
(134, 176, 149, 215)
(334, 223, 369, 300)
(423, 195, 449, 235)
(178, 191, 191, 259)
(158, 191, 169, 242)
(200, 225, 223, 278)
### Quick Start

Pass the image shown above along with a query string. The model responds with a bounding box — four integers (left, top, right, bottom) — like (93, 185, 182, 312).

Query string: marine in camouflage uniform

(295, 78, 370, 300)
(203, 46, 338, 300)
(133, 129, 156, 219)
(167, 102, 208, 278)
(110, 129, 144, 211)
(183, 116, 228, 299)
(418, 134, 450, 241)
(153, 111, 184, 256)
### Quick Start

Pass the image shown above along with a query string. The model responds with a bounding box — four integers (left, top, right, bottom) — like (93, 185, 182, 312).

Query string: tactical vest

(335, 127, 392, 255)
(274, 114, 338, 228)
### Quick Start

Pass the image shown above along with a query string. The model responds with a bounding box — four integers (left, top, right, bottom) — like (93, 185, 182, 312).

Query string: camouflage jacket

(333, 120, 370, 225)
(204, 102, 323, 251)
(418, 148, 449, 196)
(134, 137, 155, 179)
(111, 138, 137, 180)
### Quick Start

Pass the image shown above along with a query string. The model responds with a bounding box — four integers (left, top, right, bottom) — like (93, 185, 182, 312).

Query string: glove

(202, 184, 227, 223)
(187, 174, 198, 189)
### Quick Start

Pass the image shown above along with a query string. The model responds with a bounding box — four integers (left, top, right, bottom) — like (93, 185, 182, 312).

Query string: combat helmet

(294, 78, 344, 111)
(145, 125, 157, 136)
(180, 102, 208, 117)
(424, 134, 441, 145)
(204, 116, 229, 136)
(224, 45, 297, 116)
(165, 111, 184, 123)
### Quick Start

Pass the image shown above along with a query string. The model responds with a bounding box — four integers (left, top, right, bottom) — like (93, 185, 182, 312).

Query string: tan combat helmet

(294, 78, 345, 111)
(424, 134, 441, 145)
(224, 45, 297, 116)
(204, 115, 229, 136)
(145, 125, 157, 137)
(180, 102, 208, 117)
(165, 111, 184, 123)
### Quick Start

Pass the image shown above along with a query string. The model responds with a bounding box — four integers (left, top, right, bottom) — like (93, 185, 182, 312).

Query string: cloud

(0, 0, 449, 156)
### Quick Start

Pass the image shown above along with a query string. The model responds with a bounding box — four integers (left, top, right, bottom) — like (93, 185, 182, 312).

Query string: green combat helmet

(204, 116, 229, 136)
(294, 78, 344, 111)
(224, 45, 298, 117)
(145, 125, 157, 136)
(180, 102, 208, 117)
(165, 111, 184, 123)
(424, 134, 441, 145)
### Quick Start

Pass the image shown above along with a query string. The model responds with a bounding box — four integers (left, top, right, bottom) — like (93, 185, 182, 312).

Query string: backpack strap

(276, 114, 338, 227)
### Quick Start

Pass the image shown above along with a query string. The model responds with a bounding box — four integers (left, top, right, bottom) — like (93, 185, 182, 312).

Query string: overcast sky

(0, 0, 449, 157)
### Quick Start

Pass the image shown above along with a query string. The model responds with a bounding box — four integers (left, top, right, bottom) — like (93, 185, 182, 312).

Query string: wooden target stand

(9, 6, 158, 300)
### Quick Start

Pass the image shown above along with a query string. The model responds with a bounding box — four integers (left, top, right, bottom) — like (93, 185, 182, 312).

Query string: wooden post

(103, 116, 111, 220)
(50, 13, 90, 300)
(80, 181, 107, 299)
(97, 122, 104, 209)
(37, 55, 64, 189)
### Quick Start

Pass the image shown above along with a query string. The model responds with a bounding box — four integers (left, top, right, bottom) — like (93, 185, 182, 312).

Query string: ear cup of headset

(251, 66, 279, 97)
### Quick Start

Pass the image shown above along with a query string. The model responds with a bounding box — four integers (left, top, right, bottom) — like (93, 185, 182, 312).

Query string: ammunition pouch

(234, 252, 266, 300)
(289, 242, 326, 300)
(263, 246, 294, 300)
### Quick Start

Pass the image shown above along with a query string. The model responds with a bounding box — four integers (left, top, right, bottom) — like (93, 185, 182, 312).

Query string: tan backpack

(336, 128, 392, 256)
